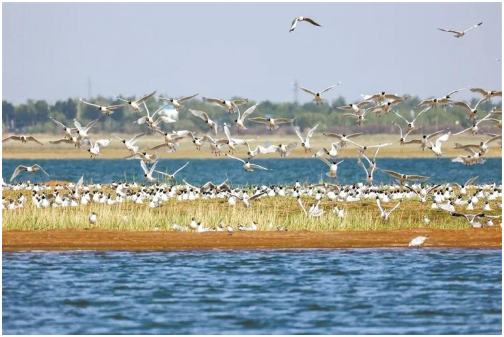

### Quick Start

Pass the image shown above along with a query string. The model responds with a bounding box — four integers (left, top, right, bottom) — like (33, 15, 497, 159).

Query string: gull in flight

(125, 152, 159, 163)
(451, 99, 484, 120)
(392, 122, 414, 145)
(357, 156, 376, 185)
(248, 116, 296, 131)
(402, 129, 448, 151)
(427, 131, 451, 158)
(74, 118, 99, 142)
(202, 97, 248, 113)
(245, 142, 271, 159)
(266, 142, 298, 158)
(370, 98, 406, 116)
(296, 83, 341, 105)
(155, 162, 189, 180)
(3, 135, 43, 145)
(158, 93, 198, 111)
(381, 169, 430, 185)
(417, 88, 465, 108)
(295, 124, 318, 153)
(234, 104, 258, 132)
(50, 117, 77, 139)
(469, 87, 502, 102)
(289, 16, 322, 32)
(453, 112, 493, 136)
(317, 157, 344, 178)
(340, 109, 369, 126)
(346, 139, 392, 154)
(337, 101, 370, 115)
(134, 103, 175, 130)
(140, 160, 160, 182)
(394, 107, 430, 131)
(224, 154, 270, 172)
(189, 109, 218, 135)
(87, 139, 112, 158)
(117, 90, 156, 113)
(454, 134, 502, 155)
(219, 123, 258, 153)
(323, 132, 364, 148)
(49, 136, 81, 148)
(10, 164, 49, 182)
(113, 133, 147, 154)
(80, 99, 125, 116)
(408, 236, 429, 248)
(450, 212, 485, 228)
(452, 149, 486, 166)
(376, 198, 401, 221)
(438, 22, 483, 38)
(362, 92, 405, 105)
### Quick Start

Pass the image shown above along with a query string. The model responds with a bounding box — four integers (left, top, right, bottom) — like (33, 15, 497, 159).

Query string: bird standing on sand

(408, 235, 429, 247)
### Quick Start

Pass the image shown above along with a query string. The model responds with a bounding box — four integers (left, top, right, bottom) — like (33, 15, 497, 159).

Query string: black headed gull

(202, 97, 248, 113)
(117, 90, 156, 113)
(158, 93, 198, 111)
(10, 164, 49, 182)
(296, 83, 341, 105)
(80, 99, 125, 116)
(224, 154, 270, 172)
(248, 117, 295, 131)
(2, 135, 43, 145)
(438, 22, 483, 38)
(289, 16, 322, 32)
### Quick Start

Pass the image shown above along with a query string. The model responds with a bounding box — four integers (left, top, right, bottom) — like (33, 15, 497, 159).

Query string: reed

(2, 189, 501, 231)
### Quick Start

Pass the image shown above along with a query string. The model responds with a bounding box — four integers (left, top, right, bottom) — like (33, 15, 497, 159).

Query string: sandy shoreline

(3, 228, 502, 251)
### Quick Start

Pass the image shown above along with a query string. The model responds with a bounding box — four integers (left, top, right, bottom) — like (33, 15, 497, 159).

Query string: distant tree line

(2, 95, 501, 135)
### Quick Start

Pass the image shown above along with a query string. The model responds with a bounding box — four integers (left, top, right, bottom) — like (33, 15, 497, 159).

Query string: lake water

(2, 158, 502, 186)
(2, 249, 502, 334)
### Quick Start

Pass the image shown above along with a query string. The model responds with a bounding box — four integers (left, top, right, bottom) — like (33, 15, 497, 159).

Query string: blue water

(2, 158, 502, 186)
(2, 249, 501, 334)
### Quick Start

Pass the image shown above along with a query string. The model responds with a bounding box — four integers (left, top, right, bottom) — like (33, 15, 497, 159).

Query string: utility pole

(293, 79, 299, 104)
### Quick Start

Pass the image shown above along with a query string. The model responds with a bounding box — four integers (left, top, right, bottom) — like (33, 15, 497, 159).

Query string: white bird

(453, 113, 493, 136)
(381, 169, 430, 185)
(189, 109, 218, 135)
(402, 129, 448, 151)
(234, 104, 258, 132)
(158, 93, 198, 111)
(154, 162, 189, 180)
(417, 88, 465, 108)
(323, 132, 364, 148)
(87, 139, 112, 158)
(452, 99, 484, 120)
(296, 83, 341, 104)
(337, 101, 370, 115)
(49, 136, 82, 148)
(140, 160, 159, 182)
(117, 90, 156, 113)
(246, 142, 272, 158)
(134, 103, 175, 130)
(376, 198, 401, 221)
(317, 157, 344, 178)
(80, 99, 125, 116)
(346, 139, 392, 154)
(49, 117, 78, 139)
(454, 135, 502, 155)
(113, 133, 147, 154)
(370, 98, 406, 116)
(224, 154, 269, 172)
(362, 92, 405, 105)
(391, 122, 414, 145)
(2, 135, 43, 145)
(469, 87, 502, 102)
(89, 212, 98, 225)
(248, 117, 296, 131)
(73, 118, 99, 141)
(408, 235, 429, 247)
(313, 142, 339, 159)
(202, 97, 248, 113)
(266, 142, 298, 157)
(394, 107, 429, 131)
(289, 16, 322, 32)
(438, 22, 483, 38)
(10, 164, 49, 182)
(427, 131, 451, 158)
(295, 124, 318, 153)
(125, 152, 159, 163)
(451, 212, 485, 228)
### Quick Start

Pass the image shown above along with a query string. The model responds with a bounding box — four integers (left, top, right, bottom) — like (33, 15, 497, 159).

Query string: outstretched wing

(296, 85, 317, 96)
(189, 109, 209, 122)
(320, 83, 341, 94)
(178, 93, 199, 102)
(136, 90, 156, 104)
(224, 154, 245, 164)
(248, 117, 270, 125)
(304, 17, 322, 27)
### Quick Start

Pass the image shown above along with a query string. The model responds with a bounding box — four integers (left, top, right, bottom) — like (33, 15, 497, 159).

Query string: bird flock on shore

(2, 16, 502, 236)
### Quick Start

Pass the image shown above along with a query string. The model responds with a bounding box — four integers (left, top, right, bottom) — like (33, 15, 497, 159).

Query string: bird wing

(136, 90, 156, 104)
(49, 138, 74, 144)
(427, 129, 447, 139)
(149, 160, 159, 175)
(202, 97, 223, 105)
(390, 202, 401, 214)
(33, 164, 49, 176)
(452, 101, 471, 111)
(463, 22, 483, 33)
(224, 124, 232, 141)
(294, 129, 305, 142)
(95, 139, 112, 148)
(307, 124, 318, 139)
(140, 160, 149, 175)
(275, 118, 295, 124)
(470, 88, 487, 96)
(318, 156, 331, 167)
(178, 93, 199, 102)
(304, 17, 322, 27)
(80, 99, 100, 108)
(464, 176, 479, 186)
(130, 132, 148, 144)
(286, 142, 298, 151)
(248, 117, 270, 125)
(201, 134, 216, 143)
(249, 163, 269, 171)
(323, 133, 342, 140)
(172, 162, 190, 176)
(225, 154, 245, 164)
(189, 109, 209, 122)
(435, 132, 451, 148)
(382, 169, 402, 179)
(232, 99, 249, 106)
(296, 85, 317, 96)
(84, 118, 100, 132)
(135, 116, 148, 125)
(289, 18, 299, 32)
(10, 165, 26, 182)
(438, 28, 459, 34)
(357, 157, 369, 175)
(392, 122, 403, 138)
(73, 120, 84, 131)
(148, 143, 168, 151)
(297, 197, 308, 216)
(241, 104, 258, 121)
(49, 117, 67, 129)
(485, 135, 502, 145)
(453, 126, 471, 136)
(26, 136, 43, 145)
(320, 84, 338, 94)
(155, 116, 177, 124)
(408, 175, 430, 181)
(394, 111, 409, 124)
(446, 87, 465, 97)
(106, 104, 125, 110)
(376, 198, 384, 215)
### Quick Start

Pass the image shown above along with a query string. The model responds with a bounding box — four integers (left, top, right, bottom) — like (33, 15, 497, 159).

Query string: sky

(2, 2, 502, 105)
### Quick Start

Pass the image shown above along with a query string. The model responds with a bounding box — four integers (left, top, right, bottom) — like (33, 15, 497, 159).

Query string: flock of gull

(2, 16, 502, 242)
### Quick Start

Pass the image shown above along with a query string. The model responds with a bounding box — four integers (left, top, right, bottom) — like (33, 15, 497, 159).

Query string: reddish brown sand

(2, 228, 502, 251)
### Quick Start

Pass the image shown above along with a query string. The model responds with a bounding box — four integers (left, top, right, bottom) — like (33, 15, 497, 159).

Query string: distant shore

(3, 228, 501, 251)
(2, 133, 502, 159)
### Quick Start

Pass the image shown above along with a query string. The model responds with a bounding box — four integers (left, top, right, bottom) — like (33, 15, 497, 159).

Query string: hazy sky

(3, 2, 502, 104)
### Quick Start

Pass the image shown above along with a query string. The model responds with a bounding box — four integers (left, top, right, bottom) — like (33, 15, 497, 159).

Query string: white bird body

(408, 236, 429, 247)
